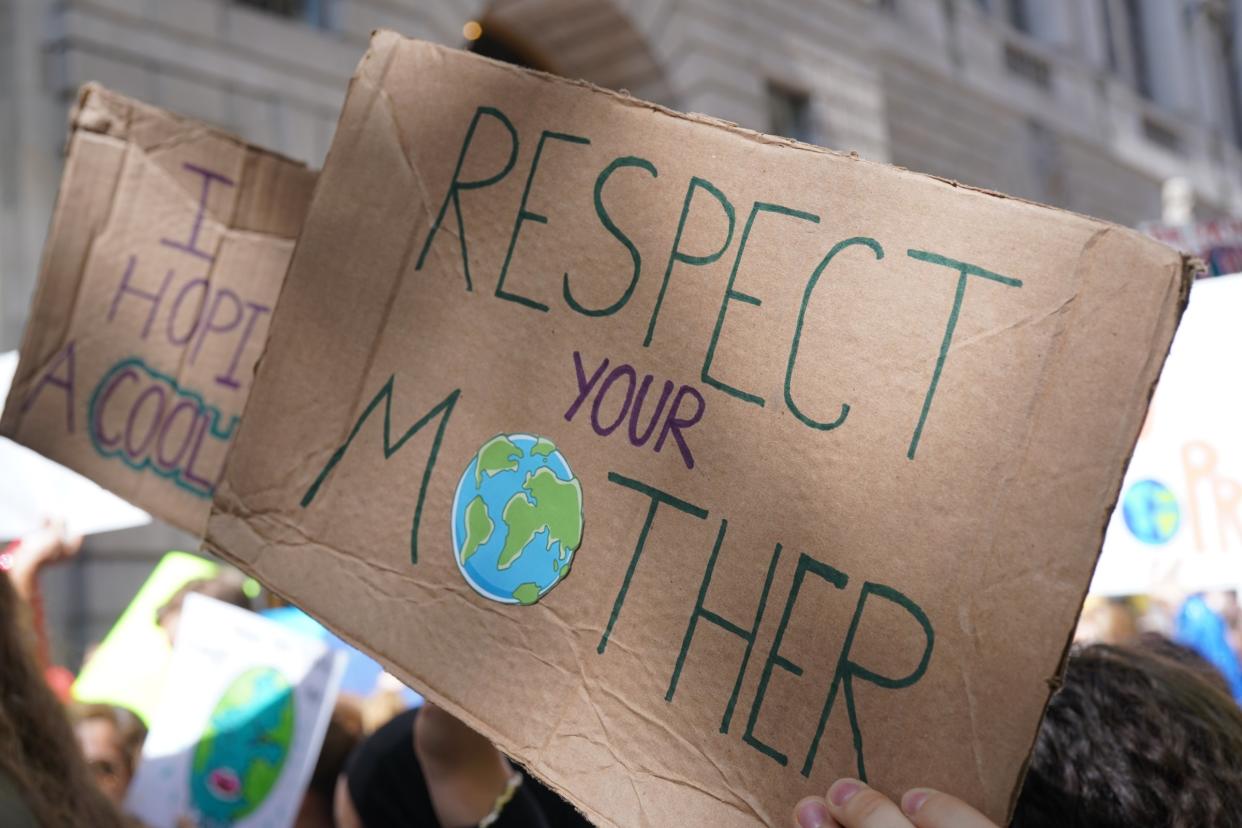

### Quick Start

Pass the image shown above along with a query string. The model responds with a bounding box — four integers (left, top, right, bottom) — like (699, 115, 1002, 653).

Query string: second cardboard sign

(0, 85, 314, 535)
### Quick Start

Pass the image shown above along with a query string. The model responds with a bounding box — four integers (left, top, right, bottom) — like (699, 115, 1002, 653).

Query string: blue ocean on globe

(1122, 478, 1180, 545)
(451, 434, 584, 604)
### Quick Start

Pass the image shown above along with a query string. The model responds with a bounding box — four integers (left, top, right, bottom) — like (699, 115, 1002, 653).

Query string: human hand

(6, 519, 83, 599)
(793, 778, 998, 828)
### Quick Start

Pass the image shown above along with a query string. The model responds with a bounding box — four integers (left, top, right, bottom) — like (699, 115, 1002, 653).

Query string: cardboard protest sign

(126, 594, 345, 828)
(0, 85, 315, 535)
(1092, 273, 1242, 596)
(206, 33, 1192, 825)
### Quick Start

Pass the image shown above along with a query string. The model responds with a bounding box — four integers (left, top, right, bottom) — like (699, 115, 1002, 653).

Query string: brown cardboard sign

(1, 85, 315, 535)
(207, 34, 1191, 826)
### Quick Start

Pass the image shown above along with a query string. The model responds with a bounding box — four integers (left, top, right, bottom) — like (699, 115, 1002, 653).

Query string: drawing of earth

(1122, 478, 1180, 545)
(451, 434, 584, 604)
(190, 666, 294, 826)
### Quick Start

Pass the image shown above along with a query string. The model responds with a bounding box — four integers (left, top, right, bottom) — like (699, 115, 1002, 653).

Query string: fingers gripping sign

(793, 779, 998, 828)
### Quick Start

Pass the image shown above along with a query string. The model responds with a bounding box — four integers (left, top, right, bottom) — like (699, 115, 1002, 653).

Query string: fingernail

(828, 779, 861, 807)
(902, 789, 931, 816)
(795, 799, 830, 828)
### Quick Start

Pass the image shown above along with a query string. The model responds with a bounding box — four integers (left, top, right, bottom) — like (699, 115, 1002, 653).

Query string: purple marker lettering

(91, 367, 139, 449)
(108, 256, 174, 340)
(154, 399, 200, 470)
(161, 163, 234, 262)
(21, 341, 77, 433)
(591, 364, 637, 437)
(189, 288, 242, 365)
(123, 384, 166, 459)
(182, 413, 222, 493)
(565, 351, 609, 421)
(655, 385, 706, 470)
(628, 375, 675, 448)
(215, 302, 271, 390)
(166, 278, 208, 346)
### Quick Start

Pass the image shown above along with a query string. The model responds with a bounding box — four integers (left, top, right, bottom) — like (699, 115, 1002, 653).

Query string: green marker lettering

(415, 106, 519, 291)
(801, 582, 934, 780)
(743, 553, 848, 766)
(496, 129, 591, 312)
(666, 519, 782, 737)
(644, 177, 735, 348)
(300, 376, 459, 565)
(598, 472, 708, 654)
(785, 237, 884, 431)
(565, 156, 658, 317)
(703, 202, 820, 407)
(904, 249, 1023, 459)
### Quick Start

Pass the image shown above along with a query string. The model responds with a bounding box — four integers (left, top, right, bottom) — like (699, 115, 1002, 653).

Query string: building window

(1026, 119, 1066, 205)
(1005, 42, 1052, 89)
(1099, 0, 1119, 72)
(1123, 0, 1154, 100)
(767, 83, 815, 144)
(1142, 114, 1183, 152)
(1227, 51, 1242, 147)
(1007, 0, 1033, 35)
(466, 23, 550, 73)
(1209, 8, 1242, 146)
(234, 0, 330, 27)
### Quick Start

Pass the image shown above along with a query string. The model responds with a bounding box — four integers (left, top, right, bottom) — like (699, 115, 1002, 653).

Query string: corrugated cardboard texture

(207, 34, 1192, 826)
(0, 85, 315, 535)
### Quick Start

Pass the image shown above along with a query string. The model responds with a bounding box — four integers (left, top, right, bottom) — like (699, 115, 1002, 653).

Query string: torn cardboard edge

(70, 82, 311, 188)
(355, 29, 1193, 247)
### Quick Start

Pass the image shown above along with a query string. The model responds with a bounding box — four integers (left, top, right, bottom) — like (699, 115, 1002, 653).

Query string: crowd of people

(2, 522, 1242, 827)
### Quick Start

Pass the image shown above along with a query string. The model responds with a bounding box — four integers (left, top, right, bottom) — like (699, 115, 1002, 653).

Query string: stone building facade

(3, 0, 1241, 660)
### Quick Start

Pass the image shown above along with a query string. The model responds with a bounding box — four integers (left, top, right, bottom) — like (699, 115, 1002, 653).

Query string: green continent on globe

(191, 667, 294, 822)
(512, 583, 542, 605)
(496, 468, 584, 570)
(243, 757, 282, 806)
(530, 438, 556, 458)
(461, 496, 493, 563)
(475, 435, 522, 487)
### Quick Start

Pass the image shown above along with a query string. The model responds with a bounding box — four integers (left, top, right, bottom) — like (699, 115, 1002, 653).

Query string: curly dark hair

(1012, 641, 1242, 828)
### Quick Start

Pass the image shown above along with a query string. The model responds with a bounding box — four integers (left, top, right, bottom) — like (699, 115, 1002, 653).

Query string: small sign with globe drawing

(1121, 478, 1180, 546)
(124, 595, 345, 828)
(190, 667, 295, 825)
(452, 434, 584, 604)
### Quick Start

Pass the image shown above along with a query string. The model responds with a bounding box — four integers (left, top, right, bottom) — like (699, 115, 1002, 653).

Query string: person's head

(155, 571, 249, 645)
(1136, 631, 1233, 695)
(1073, 597, 1138, 645)
(334, 708, 433, 828)
(69, 703, 147, 806)
(358, 684, 408, 735)
(295, 699, 362, 828)
(1012, 640, 1242, 828)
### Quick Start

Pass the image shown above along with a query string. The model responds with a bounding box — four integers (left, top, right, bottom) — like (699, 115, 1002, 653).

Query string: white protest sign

(125, 594, 345, 828)
(0, 350, 149, 540)
(1093, 274, 1242, 595)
